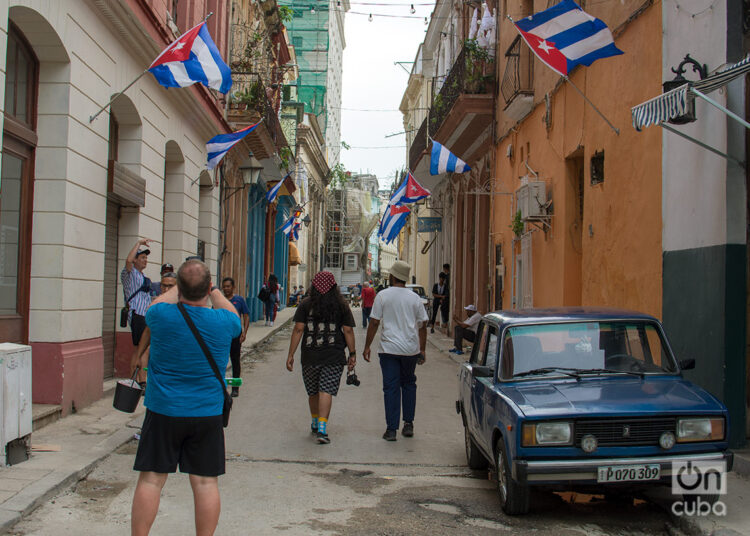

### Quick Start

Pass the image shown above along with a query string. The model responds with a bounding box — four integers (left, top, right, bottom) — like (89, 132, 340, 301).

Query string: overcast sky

(339, 1, 435, 189)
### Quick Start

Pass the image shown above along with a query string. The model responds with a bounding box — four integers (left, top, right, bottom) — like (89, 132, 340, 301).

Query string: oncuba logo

(671, 460, 727, 517)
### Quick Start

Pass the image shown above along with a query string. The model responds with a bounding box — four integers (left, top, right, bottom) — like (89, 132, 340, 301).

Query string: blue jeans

(264, 296, 276, 321)
(378, 353, 419, 431)
(362, 306, 372, 327)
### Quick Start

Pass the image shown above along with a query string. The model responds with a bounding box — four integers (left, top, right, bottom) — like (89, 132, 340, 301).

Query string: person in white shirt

(363, 260, 428, 441)
(450, 305, 482, 355)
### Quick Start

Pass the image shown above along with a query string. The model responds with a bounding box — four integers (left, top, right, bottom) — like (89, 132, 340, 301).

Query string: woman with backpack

(259, 274, 279, 326)
(285, 271, 356, 444)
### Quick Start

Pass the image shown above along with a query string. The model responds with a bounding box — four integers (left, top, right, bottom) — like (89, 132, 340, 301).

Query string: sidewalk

(0, 309, 296, 534)
(426, 330, 750, 536)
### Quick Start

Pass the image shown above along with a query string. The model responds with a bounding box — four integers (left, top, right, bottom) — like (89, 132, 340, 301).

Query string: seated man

(449, 305, 482, 355)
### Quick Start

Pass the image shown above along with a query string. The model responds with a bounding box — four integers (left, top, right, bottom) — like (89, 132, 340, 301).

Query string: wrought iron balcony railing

(408, 44, 494, 170)
(501, 35, 534, 105)
(228, 72, 289, 151)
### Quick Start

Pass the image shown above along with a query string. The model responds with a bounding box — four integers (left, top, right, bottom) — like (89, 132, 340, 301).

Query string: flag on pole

(280, 214, 296, 235)
(430, 141, 471, 175)
(512, 0, 623, 77)
(205, 122, 260, 170)
(292, 221, 302, 241)
(378, 204, 410, 244)
(266, 173, 290, 203)
(390, 172, 431, 206)
(149, 21, 233, 93)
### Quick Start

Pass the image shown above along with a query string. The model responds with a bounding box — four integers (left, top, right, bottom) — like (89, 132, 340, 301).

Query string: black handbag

(177, 303, 232, 427)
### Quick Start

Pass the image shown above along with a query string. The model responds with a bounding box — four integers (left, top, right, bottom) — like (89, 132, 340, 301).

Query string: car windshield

(409, 286, 426, 297)
(502, 321, 677, 379)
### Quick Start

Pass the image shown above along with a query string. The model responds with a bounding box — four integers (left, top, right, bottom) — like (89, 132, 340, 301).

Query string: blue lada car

(456, 308, 733, 515)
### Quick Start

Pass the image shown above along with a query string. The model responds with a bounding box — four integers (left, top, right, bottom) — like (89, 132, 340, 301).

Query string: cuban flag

(513, 0, 623, 77)
(266, 178, 284, 203)
(430, 141, 471, 175)
(205, 123, 260, 170)
(292, 222, 302, 241)
(390, 172, 431, 206)
(149, 21, 232, 93)
(280, 215, 296, 235)
(379, 204, 410, 244)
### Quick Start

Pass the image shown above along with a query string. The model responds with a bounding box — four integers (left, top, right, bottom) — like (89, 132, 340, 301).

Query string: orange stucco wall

(492, 1, 662, 318)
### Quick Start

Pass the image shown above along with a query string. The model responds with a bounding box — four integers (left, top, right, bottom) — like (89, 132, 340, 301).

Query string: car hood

(501, 377, 725, 418)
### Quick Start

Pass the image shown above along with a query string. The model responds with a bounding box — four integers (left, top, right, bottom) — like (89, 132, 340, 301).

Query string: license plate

(597, 464, 660, 483)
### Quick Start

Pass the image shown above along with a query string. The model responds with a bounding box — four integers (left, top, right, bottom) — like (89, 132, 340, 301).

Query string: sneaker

(270, 321, 274, 327)
(311, 423, 318, 434)
(448, 348, 459, 353)
(316, 431, 330, 444)
(454, 349, 464, 355)
(430, 327, 435, 334)
(382, 429, 397, 441)
(231, 387, 239, 398)
(402, 422, 414, 437)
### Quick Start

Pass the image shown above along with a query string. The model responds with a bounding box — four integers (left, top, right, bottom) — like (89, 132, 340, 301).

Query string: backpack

(257, 286, 271, 301)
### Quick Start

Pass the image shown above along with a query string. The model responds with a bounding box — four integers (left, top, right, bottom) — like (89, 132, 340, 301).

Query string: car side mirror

(471, 365, 493, 378)
(679, 358, 695, 371)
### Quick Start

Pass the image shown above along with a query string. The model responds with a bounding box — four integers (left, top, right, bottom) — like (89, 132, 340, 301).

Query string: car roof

(482, 307, 661, 328)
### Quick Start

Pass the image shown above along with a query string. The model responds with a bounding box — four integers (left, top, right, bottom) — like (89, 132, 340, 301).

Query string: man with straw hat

(363, 260, 428, 441)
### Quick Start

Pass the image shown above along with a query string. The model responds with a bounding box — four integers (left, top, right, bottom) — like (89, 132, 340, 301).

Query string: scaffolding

(325, 183, 381, 274)
(325, 189, 352, 269)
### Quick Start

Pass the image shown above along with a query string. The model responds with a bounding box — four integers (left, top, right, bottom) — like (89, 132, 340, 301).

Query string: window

(0, 24, 37, 343)
(470, 322, 488, 365)
(486, 326, 499, 371)
(590, 150, 604, 185)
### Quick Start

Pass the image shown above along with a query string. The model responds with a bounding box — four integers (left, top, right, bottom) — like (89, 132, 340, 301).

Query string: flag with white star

(513, 0, 623, 77)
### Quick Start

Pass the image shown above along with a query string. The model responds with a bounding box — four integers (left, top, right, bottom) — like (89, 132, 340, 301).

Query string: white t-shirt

(465, 312, 482, 333)
(370, 286, 429, 356)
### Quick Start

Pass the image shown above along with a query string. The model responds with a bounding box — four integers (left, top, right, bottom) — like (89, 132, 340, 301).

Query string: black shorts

(131, 313, 147, 346)
(302, 363, 345, 396)
(133, 410, 225, 476)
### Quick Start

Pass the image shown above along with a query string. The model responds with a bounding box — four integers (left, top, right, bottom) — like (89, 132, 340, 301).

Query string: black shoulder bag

(177, 303, 232, 427)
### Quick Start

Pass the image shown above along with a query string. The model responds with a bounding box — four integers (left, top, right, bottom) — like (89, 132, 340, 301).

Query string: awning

(631, 55, 750, 166)
(288, 242, 301, 266)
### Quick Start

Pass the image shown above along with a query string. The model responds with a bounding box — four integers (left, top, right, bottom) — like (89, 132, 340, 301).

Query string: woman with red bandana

(286, 271, 356, 444)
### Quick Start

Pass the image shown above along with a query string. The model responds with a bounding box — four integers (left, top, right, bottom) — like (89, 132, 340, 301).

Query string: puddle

(315, 467, 391, 495)
(75, 479, 128, 500)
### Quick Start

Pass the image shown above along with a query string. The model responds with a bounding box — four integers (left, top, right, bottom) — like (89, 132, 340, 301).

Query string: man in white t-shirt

(450, 305, 483, 355)
(363, 260, 429, 441)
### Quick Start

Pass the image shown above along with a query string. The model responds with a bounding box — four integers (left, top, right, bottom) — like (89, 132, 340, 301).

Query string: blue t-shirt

(145, 303, 242, 417)
(229, 294, 250, 316)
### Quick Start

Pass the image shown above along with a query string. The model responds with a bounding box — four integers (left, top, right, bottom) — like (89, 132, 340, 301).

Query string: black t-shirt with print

(293, 297, 355, 366)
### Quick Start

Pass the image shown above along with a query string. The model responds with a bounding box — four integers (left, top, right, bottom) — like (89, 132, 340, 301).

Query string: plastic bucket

(113, 375, 142, 413)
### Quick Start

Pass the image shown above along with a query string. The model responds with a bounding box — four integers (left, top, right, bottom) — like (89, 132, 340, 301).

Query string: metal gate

(101, 200, 119, 378)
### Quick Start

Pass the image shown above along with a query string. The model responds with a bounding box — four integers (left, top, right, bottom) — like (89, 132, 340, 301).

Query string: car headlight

(676, 417, 725, 442)
(522, 422, 573, 446)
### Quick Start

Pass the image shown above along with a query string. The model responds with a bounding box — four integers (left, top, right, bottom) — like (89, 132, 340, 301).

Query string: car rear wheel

(495, 438, 530, 515)
(464, 426, 488, 470)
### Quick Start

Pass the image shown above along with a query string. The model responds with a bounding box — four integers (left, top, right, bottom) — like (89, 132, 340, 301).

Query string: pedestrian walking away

(361, 281, 376, 327)
(363, 260, 428, 441)
(286, 271, 356, 444)
(450, 304, 482, 355)
(122, 238, 153, 385)
(130, 259, 241, 536)
(222, 277, 250, 397)
(260, 274, 280, 326)
(429, 272, 449, 333)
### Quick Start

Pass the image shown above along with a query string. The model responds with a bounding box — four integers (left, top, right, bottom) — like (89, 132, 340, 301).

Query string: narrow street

(10, 322, 673, 535)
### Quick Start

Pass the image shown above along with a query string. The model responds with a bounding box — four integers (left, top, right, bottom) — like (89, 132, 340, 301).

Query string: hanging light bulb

(368, 13, 373, 21)
(310, 4, 316, 14)
(424, 16, 428, 25)
(410, 4, 415, 14)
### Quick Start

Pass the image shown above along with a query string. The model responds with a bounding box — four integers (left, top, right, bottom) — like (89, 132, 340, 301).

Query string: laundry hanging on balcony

(477, 4, 495, 51)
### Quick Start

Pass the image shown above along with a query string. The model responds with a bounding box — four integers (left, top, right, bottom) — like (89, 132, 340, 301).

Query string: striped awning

(632, 55, 750, 131)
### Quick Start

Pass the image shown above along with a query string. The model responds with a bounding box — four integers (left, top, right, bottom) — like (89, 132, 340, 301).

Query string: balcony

(408, 43, 495, 173)
(501, 35, 534, 122)
(227, 73, 290, 160)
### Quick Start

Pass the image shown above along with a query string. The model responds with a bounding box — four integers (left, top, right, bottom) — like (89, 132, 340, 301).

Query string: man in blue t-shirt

(222, 277, 250, 397)
(131, 259, 241, 536)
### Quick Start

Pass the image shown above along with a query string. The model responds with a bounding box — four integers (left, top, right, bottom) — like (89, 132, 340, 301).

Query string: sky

(338, 1, 436, 189)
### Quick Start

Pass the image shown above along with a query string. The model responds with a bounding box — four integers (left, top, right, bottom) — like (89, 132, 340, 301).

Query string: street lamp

(302, 214, 312, 227)
(239, 152, 263, 185)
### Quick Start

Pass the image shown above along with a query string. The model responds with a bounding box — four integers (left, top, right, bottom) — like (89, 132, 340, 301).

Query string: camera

(346, 370, 360, 387)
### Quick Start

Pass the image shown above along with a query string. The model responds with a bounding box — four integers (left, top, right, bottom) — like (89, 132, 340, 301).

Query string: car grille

(574, 417, 676, 446)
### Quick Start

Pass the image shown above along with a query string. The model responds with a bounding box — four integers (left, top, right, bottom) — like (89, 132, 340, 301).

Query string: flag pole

(564, 76, 620, 135)
(89, 11, 215, 123)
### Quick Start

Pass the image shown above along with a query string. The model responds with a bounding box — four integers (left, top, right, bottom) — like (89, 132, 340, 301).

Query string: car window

(469, 322, 488, 365)
(486, 326, 499, 371)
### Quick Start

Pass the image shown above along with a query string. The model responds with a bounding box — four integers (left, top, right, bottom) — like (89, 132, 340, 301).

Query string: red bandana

(312, 271, 336, 295)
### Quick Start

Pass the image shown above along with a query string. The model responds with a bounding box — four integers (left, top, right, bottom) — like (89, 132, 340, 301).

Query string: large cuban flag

(513, 0, 623, 77)
(149, 21, 232, 93)
(390, 172, 431, 206)
(379, 204, 410, 244)
(430, 141, 471, 175)
(205, 123, 260, 170)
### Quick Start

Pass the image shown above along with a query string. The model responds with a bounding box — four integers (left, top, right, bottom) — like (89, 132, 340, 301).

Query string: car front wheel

(495, 438, 530, 515)
(464, 426, 488, 470)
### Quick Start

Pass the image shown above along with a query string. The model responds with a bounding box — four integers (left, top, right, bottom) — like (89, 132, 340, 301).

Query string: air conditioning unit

(515, 181, 546, 220)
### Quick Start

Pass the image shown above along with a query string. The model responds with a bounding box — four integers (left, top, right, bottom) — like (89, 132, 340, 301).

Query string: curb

(0, 414, 143, 535)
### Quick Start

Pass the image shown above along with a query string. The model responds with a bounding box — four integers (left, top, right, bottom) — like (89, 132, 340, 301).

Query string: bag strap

(177, 303, 227, 396)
